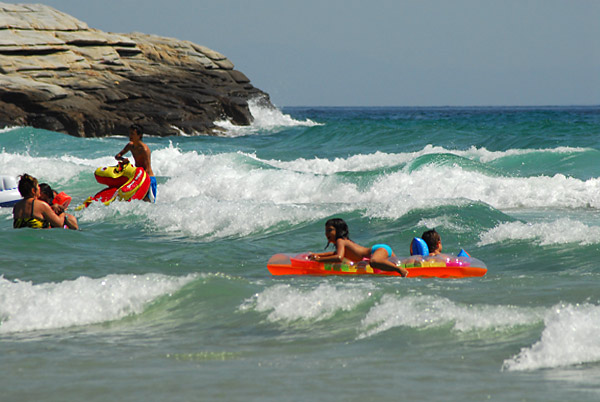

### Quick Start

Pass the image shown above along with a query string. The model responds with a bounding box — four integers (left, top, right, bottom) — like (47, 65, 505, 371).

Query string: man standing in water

(115, 124, 157, 202)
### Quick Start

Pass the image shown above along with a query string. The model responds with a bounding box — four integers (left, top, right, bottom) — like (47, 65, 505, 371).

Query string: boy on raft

(115, 123, 157, 203)
(308, 218, 408, 277)
(421, 229, 445, 256)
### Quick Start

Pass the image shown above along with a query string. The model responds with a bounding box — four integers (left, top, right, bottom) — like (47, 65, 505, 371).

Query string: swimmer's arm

(311, 239, 345, 262)
(312, 255, 343, 262)
(41, 202, 66, 228)
(63, 213, 79, 230)
(50, 203, 63, 215)
(115, 142, 133, 161)
(308, 251, 337, 261)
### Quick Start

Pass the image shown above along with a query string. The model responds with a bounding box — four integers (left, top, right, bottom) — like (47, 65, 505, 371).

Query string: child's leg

(370, 248, 408, 277)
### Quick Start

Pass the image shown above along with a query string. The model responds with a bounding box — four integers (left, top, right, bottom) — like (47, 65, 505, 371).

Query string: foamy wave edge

(0, 273, 197, 333)
(478, 219, 600, 246)
(503, 302, 600, 371)
(239, 283, 374, 322)
(359, 294, 544, 339)
(214, 98, 321, 137)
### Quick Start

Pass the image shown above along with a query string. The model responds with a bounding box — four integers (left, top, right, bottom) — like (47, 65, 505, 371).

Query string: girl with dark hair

(309, 218, 407, 276)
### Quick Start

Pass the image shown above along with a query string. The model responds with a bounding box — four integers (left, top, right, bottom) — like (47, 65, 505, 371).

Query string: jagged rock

(0, 2, 272, 137)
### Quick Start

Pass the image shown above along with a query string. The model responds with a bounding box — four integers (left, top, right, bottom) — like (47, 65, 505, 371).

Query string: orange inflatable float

(267, 252, 487, 278)
(79, 162, 150, 208)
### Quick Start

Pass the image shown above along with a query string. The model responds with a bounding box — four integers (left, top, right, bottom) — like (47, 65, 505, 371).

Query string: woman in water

(12, 174, 78, 230)
(309, 218, 407, 277)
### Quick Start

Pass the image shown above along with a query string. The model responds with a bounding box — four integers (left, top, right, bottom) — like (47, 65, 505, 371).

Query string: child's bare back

(337, 238, 371, 262)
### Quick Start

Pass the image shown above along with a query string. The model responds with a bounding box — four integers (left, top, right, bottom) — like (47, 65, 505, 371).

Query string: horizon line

(278, 104, 600, 109)
(275, 103, 600, 108)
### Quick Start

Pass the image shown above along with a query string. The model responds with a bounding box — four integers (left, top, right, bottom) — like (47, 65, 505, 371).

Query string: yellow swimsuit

(13, 200, 51, 229)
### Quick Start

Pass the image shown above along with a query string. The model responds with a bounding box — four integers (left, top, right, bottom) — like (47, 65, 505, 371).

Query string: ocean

(1, 103, 599, 401)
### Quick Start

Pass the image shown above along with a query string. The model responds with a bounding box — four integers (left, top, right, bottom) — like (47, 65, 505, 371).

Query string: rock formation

(0, 2, 272, 137)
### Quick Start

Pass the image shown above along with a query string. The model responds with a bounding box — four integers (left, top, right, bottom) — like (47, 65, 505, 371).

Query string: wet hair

(39, 183, 54, 203)
(18, 173, 38, 198)
(422, 229, 441, 252)
(324, 218, 350, 249)
(129, 123, 143, 137)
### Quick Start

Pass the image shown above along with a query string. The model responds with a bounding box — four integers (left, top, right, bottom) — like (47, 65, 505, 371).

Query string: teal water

(1, 104, 600, 401)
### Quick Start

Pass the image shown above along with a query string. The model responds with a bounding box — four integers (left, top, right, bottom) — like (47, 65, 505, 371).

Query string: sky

(37, 0, 599, 107)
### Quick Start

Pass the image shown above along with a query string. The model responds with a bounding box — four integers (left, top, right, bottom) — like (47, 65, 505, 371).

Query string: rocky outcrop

(0, 2, 272, 137)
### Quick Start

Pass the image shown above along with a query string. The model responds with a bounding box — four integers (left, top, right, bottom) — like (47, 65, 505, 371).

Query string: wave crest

(0, 274, 196, 333)
(503, 303, 600, 371)
(479, 219, 600, 246)
(359, 294, 543, 339)
(213, 98, 321, 137)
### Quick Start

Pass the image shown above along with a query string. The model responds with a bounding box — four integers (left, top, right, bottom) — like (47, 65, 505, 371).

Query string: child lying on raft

(308, 218, 408, 277)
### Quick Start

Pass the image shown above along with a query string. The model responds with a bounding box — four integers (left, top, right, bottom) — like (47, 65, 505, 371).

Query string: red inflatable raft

(79, 162, 150, 208)
(267, 253, 487, 278)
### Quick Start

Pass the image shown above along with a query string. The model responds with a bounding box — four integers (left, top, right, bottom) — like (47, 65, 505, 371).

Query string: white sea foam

(503, 303, 600, 371)
(213, 98, 320, 137)
(252, 151, 407, 175)
(0, 273, 196, 333)
(417, 216, 471, 234)
(156, 150, 361, 205)
(250, 145, 447, 175)
(251, 145, 590, 175)
(0, 151, 89, 183)
(119, 145, 364, 238)
(4, 143, 600, 239)
(361, 165, 600, 218)
(359, 294, 543, 339)
(77, 146, 600, 238)
(165, 147, 600, 215)
(479, 219, 600, 246)
(0, 126, 21, 133)
(242, 287, 600, 372)
(458, 145, 589, 163)
(240, 283, 374, 322)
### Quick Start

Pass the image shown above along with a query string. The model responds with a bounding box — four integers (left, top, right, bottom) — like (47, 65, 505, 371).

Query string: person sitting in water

(38, 183, 78, 230)
(13, 174, 78, 230)
(421, 229, 444, 256)
(308, 218, 408, 277)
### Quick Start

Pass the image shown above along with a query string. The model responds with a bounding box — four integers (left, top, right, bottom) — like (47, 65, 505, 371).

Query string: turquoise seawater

(1, 104, 600, 401)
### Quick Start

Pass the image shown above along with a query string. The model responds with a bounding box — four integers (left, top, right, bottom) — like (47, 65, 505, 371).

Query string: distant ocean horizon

(1, 102, 599, 401)
(279, 104, 600, 108)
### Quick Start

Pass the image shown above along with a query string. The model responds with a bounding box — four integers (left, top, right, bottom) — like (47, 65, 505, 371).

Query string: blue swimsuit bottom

(371, 244, 393, 258)
(147, 176, 157, 203)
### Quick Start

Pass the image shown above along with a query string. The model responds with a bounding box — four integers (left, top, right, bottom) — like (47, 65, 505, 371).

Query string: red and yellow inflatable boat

(267, 253, 487, 278)
(79, 162, 150, 208)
